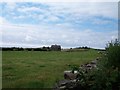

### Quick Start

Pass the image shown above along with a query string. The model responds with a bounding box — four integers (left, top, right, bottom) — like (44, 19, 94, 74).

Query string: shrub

(105, 39, 120, 69)
(91, 39, 120, 90)
(70, 39, 120, 90)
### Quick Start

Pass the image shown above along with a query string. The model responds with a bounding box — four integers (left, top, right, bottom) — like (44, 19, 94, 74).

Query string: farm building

(51, 45, 61, 51)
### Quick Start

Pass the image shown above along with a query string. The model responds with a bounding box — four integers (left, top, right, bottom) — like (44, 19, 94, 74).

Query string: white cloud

(44, 15, 60, 22)
(47, 2, 118, 19)
(4, 2, 118, 24)
(0, 2, 118, 49)
(25, 35, 34, 42)
(17, 7, 41, 12)
(0, 0, 119, 2)
(0, 16, 10, 25)
(6, 2, 16, 9)
(92, 18, 112, 25)
(13, 15, 25, 19)
(1, 17, 118, 49)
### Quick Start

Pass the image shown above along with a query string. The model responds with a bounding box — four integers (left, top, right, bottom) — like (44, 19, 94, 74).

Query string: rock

(53, 79, 78, 90)
(90, 60, 97, 64)
(53, 58, 99, 90)
(64, 70, 78, 80)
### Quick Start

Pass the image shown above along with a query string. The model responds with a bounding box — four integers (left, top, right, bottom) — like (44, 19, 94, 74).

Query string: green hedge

(71, 39, 120, 90)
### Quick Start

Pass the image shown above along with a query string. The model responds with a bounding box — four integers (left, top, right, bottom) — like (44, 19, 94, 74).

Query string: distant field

(2, 49, 99, 88)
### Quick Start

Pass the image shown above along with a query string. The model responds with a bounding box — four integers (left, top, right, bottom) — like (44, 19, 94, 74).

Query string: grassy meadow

(2, 49, 99, 88)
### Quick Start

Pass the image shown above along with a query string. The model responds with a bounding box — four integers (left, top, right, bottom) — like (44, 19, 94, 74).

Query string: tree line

(1, 45, 61, 51)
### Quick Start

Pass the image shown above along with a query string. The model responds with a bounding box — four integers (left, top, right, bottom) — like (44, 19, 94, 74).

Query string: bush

(105, 39, 120, 69)
(91, 39, 120, 90)
(70, 39, 120, 90)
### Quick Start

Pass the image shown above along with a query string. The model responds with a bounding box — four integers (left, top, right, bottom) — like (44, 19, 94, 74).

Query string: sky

(0, 2, 118, 49)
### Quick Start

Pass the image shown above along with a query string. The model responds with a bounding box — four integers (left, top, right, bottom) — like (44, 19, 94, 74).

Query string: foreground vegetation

(69, 39, 120, 90)
(2, 49, 99, 88)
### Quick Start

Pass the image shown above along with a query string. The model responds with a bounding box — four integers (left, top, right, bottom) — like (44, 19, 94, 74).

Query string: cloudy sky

(0, 2, 118, 49)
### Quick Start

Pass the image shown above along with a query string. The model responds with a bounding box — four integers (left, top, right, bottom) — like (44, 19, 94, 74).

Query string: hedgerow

(72, 39, 120, 90)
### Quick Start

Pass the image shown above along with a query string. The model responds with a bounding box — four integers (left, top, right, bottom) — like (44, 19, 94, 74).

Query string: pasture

(2, 49, 99, 88)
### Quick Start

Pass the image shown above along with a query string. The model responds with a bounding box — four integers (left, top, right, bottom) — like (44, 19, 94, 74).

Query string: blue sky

(0, 2, 118, 49)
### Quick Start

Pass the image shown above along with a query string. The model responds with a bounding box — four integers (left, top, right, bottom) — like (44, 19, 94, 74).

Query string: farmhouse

(51, 44, 61, 51)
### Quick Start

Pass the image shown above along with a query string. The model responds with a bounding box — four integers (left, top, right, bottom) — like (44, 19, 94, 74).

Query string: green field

(2, 49, 99, 88)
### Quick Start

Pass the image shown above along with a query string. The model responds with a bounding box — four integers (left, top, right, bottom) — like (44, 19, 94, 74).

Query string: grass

(2, 49, 99, 88)
(0, 51, 2, 89)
